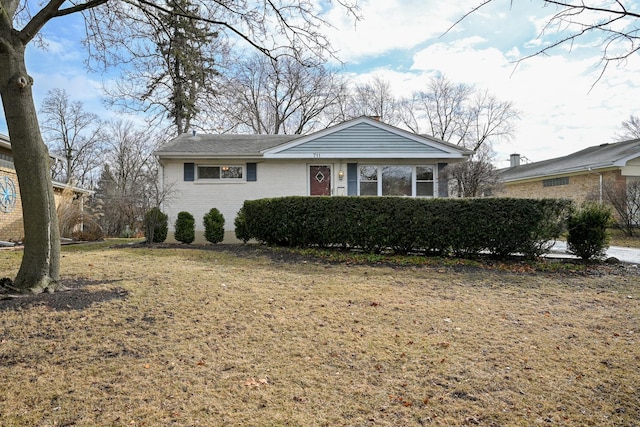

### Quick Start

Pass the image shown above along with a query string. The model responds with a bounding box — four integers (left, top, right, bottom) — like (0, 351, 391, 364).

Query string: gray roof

(500, 139, 640, 182)
(155, 133, 298, 157)
(155, 117, 473, 159)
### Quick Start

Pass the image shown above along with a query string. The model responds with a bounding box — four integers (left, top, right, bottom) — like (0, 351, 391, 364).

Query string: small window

(416, 166, 434, 197)
(543, 177, 569, 187)
(359, 166, 378, 196)
(197, 165, 243, 180)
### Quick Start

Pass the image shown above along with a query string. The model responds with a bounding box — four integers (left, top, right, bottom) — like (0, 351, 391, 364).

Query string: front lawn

(0, 244, 638, 426)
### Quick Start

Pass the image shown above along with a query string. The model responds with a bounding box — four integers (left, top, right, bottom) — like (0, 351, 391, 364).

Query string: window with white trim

(416, 166, 434, 197)
(358, 165, 436, 197)
(197, 165, 243, 180)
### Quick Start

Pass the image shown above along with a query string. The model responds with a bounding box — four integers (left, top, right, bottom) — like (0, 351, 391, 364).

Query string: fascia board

(263, 152, 467, 159)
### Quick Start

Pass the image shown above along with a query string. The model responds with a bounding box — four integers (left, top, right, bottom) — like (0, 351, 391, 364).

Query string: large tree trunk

(0, 38, 62, 293)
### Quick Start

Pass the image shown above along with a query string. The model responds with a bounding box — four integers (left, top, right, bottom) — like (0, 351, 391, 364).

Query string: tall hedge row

(235, 197, 572, 258)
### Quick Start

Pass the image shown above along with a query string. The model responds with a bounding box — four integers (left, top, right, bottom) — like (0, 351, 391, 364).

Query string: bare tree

(210, 54, 346, 134)
(348, 76, 400, 125)
(93, 120, 166, 237)
(603, 177, 640, 237)
(615, 115, 640, 140)
(1, 0, 358, 292)
(452, 1, 640, 83)
(407, 75, 518, 151)
(40, 89, 106, 187)
(445, 145, 502, 197)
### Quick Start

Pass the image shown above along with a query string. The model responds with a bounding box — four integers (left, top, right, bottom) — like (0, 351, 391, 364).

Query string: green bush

(144, 207, 168, 243)
(566, 202, 612, 260)
(237, 196, 572, 258)
(234, 207, 251, 243)
(203, 208, 225, 244)
(174, 211, 195, 244)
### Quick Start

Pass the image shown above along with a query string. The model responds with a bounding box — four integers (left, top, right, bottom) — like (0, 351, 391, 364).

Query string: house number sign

(0, 176, 17, 213)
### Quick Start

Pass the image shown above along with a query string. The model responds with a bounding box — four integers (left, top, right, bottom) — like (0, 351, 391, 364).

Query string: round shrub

(144, 207, 168, 243)
(566, 202, 612, 260)
(203, 208, 225, 244)
(174, 211, 195, 244)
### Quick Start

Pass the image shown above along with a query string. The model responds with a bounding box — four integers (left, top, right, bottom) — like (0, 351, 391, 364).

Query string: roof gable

(263, 117, 470, 159)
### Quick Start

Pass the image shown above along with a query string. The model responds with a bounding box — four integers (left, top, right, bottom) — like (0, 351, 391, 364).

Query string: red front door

(310, 165, 331, 196)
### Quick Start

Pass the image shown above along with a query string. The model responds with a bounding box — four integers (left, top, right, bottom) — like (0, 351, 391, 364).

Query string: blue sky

(2, 0, 639, 167)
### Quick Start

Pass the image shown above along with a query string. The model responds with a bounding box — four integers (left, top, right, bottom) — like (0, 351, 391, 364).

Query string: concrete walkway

(549, 241, 640, 264)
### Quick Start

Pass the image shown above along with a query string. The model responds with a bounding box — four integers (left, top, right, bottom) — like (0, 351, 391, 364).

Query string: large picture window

(197, 165, 243, 180)
(382, 166, 412, 196)
(358, 165, 435, 197)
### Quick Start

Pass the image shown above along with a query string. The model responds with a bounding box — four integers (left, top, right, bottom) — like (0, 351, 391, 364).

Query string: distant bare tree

(615, 115, 640, 141)
(603, 177, 640, 237)
(445, 146, 502, 197)
(40, 89, 106, 187)
(93, 120, 163, 236)
(210, 54, 346, 134)
(409, 75, 518, 151)
(348, 76, 400, 125)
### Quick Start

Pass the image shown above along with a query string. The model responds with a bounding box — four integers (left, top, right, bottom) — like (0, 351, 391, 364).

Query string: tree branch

(55, 0, 110, 18)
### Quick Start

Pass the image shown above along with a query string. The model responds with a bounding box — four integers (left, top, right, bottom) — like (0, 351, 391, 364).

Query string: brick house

(0, 134, 92, 243)
(498, 139, 640, 205)
(155, 116, 472, 243)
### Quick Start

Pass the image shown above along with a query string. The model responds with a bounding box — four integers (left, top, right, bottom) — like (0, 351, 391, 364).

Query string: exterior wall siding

(281, 123, 447, 155)
(0, 166, 23, 241)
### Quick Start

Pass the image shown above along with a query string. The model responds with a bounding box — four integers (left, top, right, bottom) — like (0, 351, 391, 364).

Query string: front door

(310, 165, 331, 196)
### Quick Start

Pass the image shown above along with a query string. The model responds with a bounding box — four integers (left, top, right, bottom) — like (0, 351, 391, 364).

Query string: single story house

(0, 134, 93, 243)
(155, 116, 473, 243)
(498, 138, 640, 204)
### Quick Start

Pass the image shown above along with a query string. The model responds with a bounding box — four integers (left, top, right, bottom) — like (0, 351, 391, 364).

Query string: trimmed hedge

(235, 197, 572, 258)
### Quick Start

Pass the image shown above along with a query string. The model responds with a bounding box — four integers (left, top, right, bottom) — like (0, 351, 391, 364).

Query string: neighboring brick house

(498, 139, 640, 206)
(0, 134, 92, 243)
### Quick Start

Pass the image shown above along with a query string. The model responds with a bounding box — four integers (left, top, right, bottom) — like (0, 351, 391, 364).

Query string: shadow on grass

(0, 278, 128, 312)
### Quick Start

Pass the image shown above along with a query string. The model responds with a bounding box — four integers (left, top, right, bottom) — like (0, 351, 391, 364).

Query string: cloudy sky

(2, 0, 639, 167)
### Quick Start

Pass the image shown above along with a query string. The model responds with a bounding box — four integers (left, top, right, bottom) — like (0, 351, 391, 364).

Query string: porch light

(338, 169, 344, 180)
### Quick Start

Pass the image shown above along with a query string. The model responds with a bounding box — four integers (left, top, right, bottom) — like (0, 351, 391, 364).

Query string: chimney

(370, 115, 382, 122)
(510, 153, 521, 167)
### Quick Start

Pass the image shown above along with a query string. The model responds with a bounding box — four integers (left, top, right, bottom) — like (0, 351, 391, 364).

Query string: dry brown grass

(0, 244, 638, 426)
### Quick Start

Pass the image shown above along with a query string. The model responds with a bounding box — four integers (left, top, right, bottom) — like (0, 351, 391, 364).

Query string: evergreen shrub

(203, 208, 225, 244)
(566, 202, 612, 260)
(144, 207, 168, 243)
(174, 211, 195, 244)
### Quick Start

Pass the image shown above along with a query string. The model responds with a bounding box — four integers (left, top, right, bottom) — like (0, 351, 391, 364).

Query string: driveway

(548, 241, 640, 264)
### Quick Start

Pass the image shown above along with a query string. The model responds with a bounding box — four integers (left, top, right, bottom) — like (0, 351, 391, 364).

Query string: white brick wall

(161, 160, 314, 239)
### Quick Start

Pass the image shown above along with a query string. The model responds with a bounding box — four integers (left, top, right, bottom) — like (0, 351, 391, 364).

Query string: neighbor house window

(543, 177, 569, 187)
(197, 165, 243, 180)
(358, 165, 435, 197)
